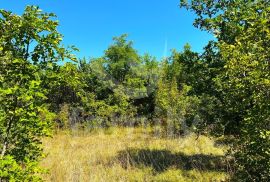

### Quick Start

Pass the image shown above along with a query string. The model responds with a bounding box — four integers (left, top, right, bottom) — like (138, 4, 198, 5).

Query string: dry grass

(41, 127, 229, 182)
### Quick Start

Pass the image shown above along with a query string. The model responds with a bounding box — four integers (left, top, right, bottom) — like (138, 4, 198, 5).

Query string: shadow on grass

(116, 148, 229, 173)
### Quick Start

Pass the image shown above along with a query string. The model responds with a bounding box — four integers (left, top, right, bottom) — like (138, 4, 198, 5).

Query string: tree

(180, 0, 270, 181)
(154, 47, 203, 136)
(78, 35, 159, 126)
(0, 6, 76, 181)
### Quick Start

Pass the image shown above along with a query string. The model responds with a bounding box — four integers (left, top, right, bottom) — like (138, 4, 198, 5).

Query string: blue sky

(1, 0, 214, 60)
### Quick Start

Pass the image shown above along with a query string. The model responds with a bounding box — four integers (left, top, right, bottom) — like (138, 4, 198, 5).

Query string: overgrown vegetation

(0, 1, 269, 181)
(0, 6, 76, 181)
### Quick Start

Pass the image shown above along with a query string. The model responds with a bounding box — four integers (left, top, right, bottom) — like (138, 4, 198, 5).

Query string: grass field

(41, 127, 230, 182)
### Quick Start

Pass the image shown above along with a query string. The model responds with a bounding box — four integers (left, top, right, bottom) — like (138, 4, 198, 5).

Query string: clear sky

(1, 0, 214, 60)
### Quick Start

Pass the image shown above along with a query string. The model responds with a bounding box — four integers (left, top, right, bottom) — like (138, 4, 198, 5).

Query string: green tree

(181, 0, 270, 181)
(45, 62, 82, 112)
(0, 6, 76, 181)
(78, 35, 159, 126)
(155, 47, 203, 136)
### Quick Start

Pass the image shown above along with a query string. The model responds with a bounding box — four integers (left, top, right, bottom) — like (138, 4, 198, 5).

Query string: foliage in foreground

(0, 6, 75, 181)
(180, 0, 270, 181)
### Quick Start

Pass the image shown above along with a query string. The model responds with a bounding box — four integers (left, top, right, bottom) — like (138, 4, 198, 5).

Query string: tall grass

(41, 127, 230, 182)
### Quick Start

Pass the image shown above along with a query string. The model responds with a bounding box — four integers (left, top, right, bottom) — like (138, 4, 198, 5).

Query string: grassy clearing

(41, 127, 230, 182)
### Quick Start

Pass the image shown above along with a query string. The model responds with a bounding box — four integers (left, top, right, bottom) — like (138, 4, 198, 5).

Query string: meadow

(41, 127, 230, 182)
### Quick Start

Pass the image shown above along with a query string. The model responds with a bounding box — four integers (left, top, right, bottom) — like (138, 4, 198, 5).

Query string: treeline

(47, 37, 211, 132)
(0, 1, 269, 181)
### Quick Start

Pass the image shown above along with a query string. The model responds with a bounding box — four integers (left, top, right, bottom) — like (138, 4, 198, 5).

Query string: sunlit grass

(41, 127, 229, 182)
